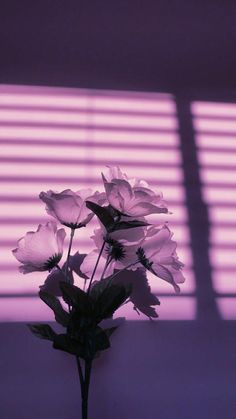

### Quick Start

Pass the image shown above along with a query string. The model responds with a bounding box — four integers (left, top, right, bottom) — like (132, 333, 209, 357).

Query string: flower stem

(87, 240, 106, 294)
(77, 358, 92, 419)
(81, 360, 92, 419)
(65, 228, 75, 279)
(76, 356, 84, 387)
(100, 256, 112, 281)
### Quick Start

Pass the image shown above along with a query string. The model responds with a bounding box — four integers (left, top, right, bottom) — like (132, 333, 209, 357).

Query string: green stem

(87, 240, 106, 294)
(81, 360, 92, 419)
(100, 256, 112, 281)
(76, 356, 84, 387)
(65, 228, 75, 279)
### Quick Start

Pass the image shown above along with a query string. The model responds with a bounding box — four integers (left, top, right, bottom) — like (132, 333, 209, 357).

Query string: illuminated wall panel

(0, 85, 195, 321)
(192, 101, 236, 319)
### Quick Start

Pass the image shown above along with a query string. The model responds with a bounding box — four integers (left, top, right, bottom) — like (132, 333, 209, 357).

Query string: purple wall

(1, 2, 236, 417)
(1, 320, 235, 419)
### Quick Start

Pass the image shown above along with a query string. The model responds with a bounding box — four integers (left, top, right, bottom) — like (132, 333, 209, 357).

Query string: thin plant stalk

(100, 256, 112, 281)
(65, 228, 75, 278)
(87, 240, 106, 294)
(76, 356, 84, 387)
(81, 360, 92, 419)
(76, 357, 92, 419)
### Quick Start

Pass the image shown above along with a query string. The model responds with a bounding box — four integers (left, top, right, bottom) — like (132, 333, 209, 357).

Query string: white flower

(39, 189, 105, 229)
(102, 166, 168, 217)
(137, 225, 185, 293)
(80, 224, 146, 279)
(12, 221, 66, 274)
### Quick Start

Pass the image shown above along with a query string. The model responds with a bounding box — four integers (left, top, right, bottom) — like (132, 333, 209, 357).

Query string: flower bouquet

(13, 166, 185, 419)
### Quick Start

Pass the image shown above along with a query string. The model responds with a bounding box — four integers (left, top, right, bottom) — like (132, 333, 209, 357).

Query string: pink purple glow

(216, 298, 236, 320)
(192, 101, 236, 117)
(196, 134, 236, 150)
(0, 296, 197, 322)
(194, 118, 236, 133)
(116, 297, 196, 320)
(192, 100, 236, 319)
(0, 85, 194, 321)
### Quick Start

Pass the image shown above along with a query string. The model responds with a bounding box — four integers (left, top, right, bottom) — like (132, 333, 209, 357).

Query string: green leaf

(60, 282, 93, 314)
(39, 290, 69, 327)
(94, 327, 110, 351)
(103, 326, 118, 338)
(89, 278, 111, 301)
(94, 282, 132, 321)
(112, 220, 149, 232)
(67, 311, 94, 336)
(27, 323, 56, 341)
(53, 334, 83, 356)
(108, 268, 160, 319)
(86, 201, 115, 230)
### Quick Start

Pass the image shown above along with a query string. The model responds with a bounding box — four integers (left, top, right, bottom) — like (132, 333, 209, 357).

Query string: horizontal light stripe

(198, 150, 236, 166)
(0, 109, 178, 129)
(0, 94, 88, 109)
(0, 202, 187, 221)
(196, 134, 236, 150)
(194, 118, 236, 133)
(0, 289, 192, 322)
(0, 297, 55, 322)
(0, 185, 185, 205)
(202, 187, 236, 204)
(192, 102, 236, 117)
(0, 86, 175, 113)
(209, 248, 236, 268)
(117, 297, 196, 320)
(213, 271, 236, 293)
(216, 298, 236, 320)
(91, 95, 176, 113)
(0, 244, 193, 267)
(209, 207, 236, 224)
(200, 168, 236, 185)
(0, 126, 179, 146)
(0, 85, 194, 321)
(0, 163, 183, 182)
(210, 227, 236, 245)
(150, 268, 195, 293)
(0, 223, 191, 247)
(0, 296, 196, 322)
(0, 265, 193, 295)
(0, 147, 182, 165)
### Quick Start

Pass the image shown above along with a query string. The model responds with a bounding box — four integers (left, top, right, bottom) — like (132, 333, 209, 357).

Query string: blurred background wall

(0, 1, 236, 418)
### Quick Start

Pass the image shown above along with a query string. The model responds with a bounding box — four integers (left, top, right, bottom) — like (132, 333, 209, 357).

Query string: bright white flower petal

(12, 221, 66, 274)
(102, 166, 168, 217)
(138, 225, 185, 292)
(40, 189, 104, 228)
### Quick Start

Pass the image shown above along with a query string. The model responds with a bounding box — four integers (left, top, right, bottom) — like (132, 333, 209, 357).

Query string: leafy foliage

(91, 281, 132, 322)
(112, 219, 149, 231)
(85, 201, 115, 231)
(39, 290, 69, 326)
(30, 281, 129, 361)
(60, 282, 93, 315)
(86, 201, 149, 233)
(106, 268, 160, 318)
(27, 324, 56, 341)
